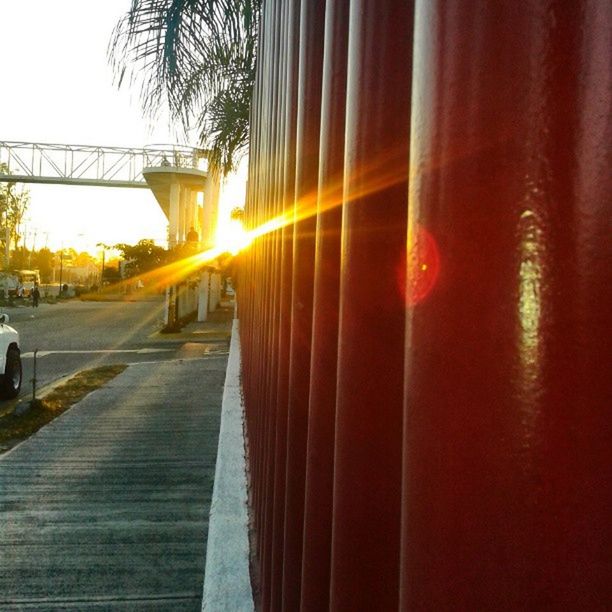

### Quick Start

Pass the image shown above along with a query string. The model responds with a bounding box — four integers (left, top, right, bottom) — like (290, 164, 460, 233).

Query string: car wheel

(0, 347, 22, 399)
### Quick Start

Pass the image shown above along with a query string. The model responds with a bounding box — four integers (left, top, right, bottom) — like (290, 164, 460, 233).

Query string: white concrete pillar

(164, 285, 173, 326)
(178, 185, 188, 245)
(168, 180, 180, 248)
(178, 283, 189, 319)
(202, 169, 221, 249)
(198, 271, 210, 322)
(189, 190, 199, 245)
(176, 284, 182, 319)
(187, 281, 196, 315)
(209, 272, 221, 311)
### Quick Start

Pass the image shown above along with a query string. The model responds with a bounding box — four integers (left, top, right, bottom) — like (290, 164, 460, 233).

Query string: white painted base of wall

(202, 319, 254, 611)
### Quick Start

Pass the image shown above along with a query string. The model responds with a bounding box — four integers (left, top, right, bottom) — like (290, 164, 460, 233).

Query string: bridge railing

(0, 141, 207, 187)
(143, 144, 208, 170)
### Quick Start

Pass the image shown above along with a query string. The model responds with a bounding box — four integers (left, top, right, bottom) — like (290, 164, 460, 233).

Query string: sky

(0, 0, 246, 255)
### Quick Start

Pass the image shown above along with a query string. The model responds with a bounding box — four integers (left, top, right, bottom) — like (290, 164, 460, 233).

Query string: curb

(202, 319, 254, 611)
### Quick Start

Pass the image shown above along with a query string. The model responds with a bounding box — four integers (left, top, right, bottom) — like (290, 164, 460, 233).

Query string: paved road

(1, 298, 228, 401)
(0, 305, 233, 610)
(0, 358, 227, 610)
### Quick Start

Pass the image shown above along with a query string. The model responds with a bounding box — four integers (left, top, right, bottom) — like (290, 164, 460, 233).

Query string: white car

(0, 313, 21, 399)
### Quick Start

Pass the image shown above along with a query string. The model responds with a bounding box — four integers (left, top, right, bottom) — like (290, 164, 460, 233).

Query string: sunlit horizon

(0, 0, 248, 260)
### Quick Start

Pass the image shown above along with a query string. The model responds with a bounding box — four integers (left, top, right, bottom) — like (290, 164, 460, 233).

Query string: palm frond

(109, 0, 261, 174)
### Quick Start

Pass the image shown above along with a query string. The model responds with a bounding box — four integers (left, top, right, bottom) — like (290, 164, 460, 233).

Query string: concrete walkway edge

(202, 318, 254, 611)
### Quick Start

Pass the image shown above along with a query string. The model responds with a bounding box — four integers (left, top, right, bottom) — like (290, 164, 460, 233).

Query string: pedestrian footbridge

(0, 140, 220, 249)
(0, 140, 223, 327)
(0, 140, 203, 189)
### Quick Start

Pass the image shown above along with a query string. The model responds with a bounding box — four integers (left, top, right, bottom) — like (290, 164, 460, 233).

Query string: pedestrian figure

(187, 226, 199, 243)
(32, 283, 40, 308)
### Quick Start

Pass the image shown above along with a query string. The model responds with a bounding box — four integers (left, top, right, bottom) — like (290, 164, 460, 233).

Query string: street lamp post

(96, 243, 111, 289)
(28, 229, 37, 269)
(58, 249, 63, 297)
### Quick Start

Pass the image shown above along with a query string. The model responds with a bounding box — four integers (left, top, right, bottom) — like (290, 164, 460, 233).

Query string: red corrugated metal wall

(239, 0, 611, 609)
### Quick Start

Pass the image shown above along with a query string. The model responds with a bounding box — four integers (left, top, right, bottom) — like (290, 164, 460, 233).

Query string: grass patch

(0, 364, 127, 452)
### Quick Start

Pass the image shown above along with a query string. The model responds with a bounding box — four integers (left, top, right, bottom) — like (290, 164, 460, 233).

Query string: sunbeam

(82, 148, 413, 306)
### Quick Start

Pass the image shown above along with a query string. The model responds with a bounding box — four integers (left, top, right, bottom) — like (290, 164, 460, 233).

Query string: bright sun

(215, 218, 252, 255)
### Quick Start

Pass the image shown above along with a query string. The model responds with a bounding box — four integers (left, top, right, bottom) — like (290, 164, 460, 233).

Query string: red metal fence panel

(300, 0, 350, 609)
(239, 0, 612, 609)
(329, 1, 414, 609)
(400, 2, 612, 609)
(282, 1, 327, 610)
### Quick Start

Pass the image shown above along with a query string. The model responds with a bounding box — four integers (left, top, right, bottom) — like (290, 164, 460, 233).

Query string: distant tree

(74, 251, 96, 268)
(62, 247, 78, 264)
(103, 265, 121, 283)
(35, 248, 54, 283)
(114, 239, 167, 277)
(105, 255, 121, 270)
(230, 206, 244, 220)
(9, 247, 29, 270)
(0, 164, 30, 264)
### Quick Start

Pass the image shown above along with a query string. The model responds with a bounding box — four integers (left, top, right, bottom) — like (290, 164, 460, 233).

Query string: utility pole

(58, 249, 63, 297)
(29, 229, 37, 268)
(96, 242, 110, 288)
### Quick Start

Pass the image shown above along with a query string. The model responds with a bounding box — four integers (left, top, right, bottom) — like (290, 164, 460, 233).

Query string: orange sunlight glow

(88, 147, 413, 299)
(90, 247, 221, 299)
(88, 223, 251, 302)
(243, 144, 410, 242)
(215, 217, 253, 255)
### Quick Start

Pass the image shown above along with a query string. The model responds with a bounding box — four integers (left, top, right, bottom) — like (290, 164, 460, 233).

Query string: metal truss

(0, 141, 207, 188)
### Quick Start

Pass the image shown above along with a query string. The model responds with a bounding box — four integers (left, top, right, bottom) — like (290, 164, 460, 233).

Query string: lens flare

(215, 218, 253, 255)
(406, 224, 440, 306)
(82, 148, 416, 307)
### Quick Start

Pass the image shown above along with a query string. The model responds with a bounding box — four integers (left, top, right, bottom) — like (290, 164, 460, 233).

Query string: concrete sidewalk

(0, 313, 232, 610)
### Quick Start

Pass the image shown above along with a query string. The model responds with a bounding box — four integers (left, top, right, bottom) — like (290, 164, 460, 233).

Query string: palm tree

(0, 164, 30, 263)
(109, 0, 261, 175)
